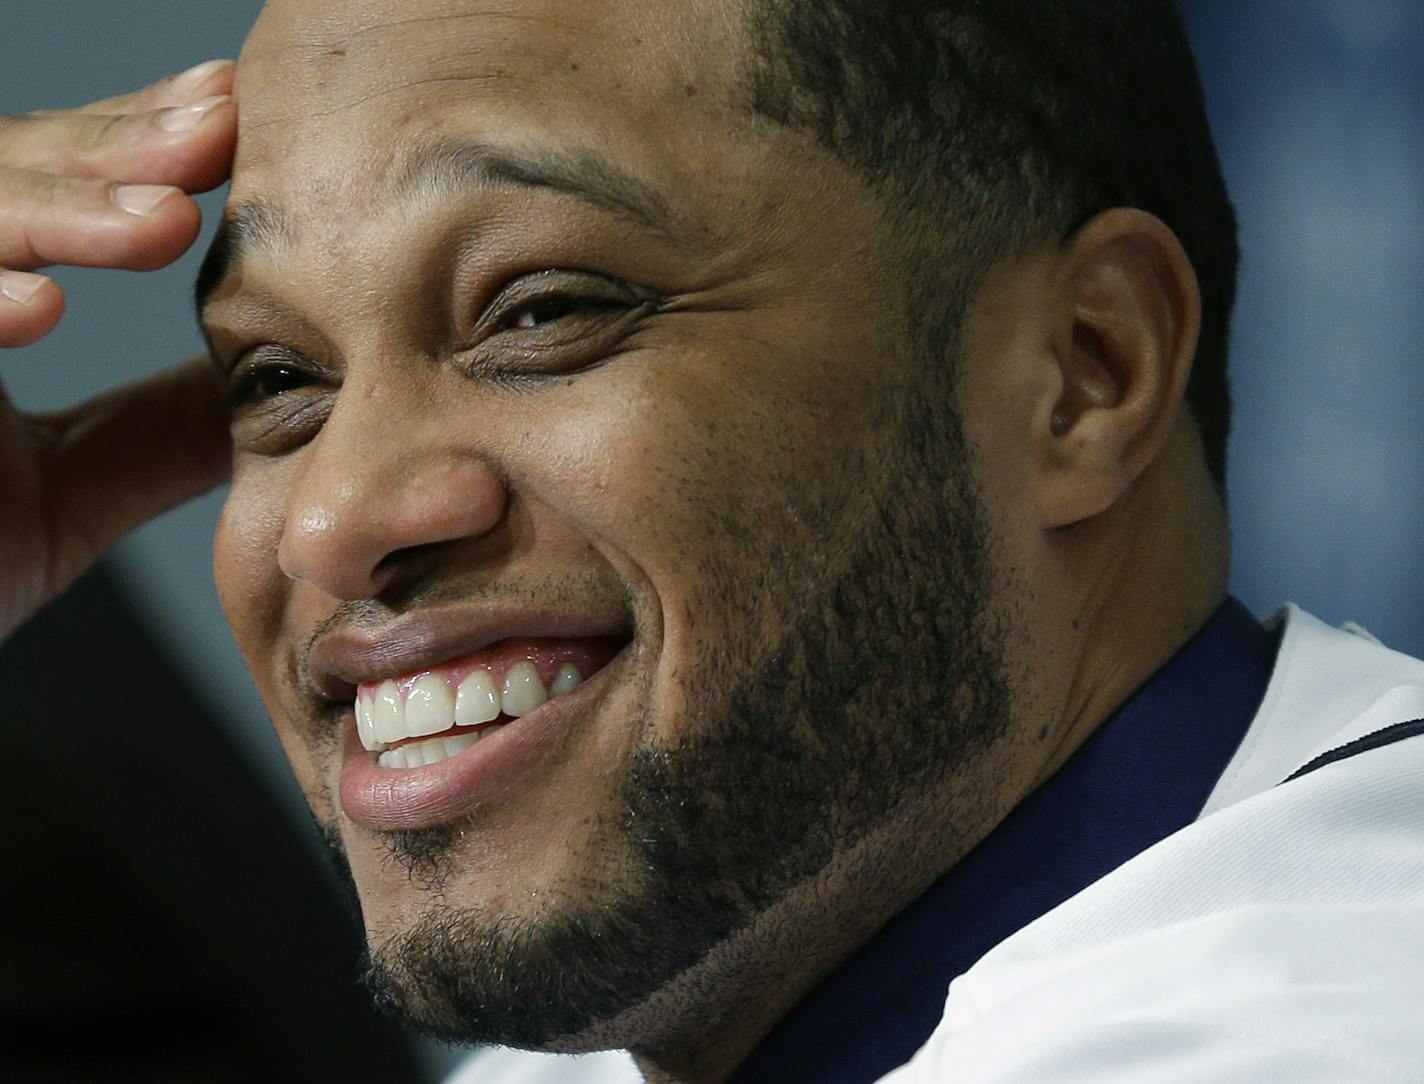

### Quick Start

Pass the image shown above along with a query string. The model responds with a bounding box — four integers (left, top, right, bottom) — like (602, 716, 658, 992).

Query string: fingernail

(158, 94, 231, 132)
(0, 270, 48, 306)
(171, 59, 233, 97)
(113, 184, 176, 216)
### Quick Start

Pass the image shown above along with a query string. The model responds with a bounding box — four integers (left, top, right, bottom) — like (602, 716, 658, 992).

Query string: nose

(277, 382, 507, 600)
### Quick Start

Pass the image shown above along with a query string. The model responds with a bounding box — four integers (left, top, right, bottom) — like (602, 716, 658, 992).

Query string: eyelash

(227, 361, 312, 406)
(473, 269, 646, 344)
(498, 292, 626, 331)
(226, 283, 640, 408)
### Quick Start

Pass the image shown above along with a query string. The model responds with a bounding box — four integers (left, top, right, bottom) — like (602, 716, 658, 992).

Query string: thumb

(36, 355, 232, 592)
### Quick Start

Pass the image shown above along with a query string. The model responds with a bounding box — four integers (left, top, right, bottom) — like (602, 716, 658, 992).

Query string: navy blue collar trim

(730, 597, 1278, 1084)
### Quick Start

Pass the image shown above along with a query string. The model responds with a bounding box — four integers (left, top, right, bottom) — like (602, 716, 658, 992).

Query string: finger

(0, 170, 201, 272)
(36, 356, 233, 594)
(0, 96, 236, 193)
(73, 60, 237, 117)
(0, 270, 66, 348)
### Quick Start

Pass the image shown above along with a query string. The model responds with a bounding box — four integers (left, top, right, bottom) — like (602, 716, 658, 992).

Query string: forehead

(233, 0, 745, 212)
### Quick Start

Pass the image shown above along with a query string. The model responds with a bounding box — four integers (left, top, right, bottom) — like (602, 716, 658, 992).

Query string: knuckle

(31, 171, 79, 211)
(0, 112, 31, 150)
(80, 113, 124, 154)
(0, 111, 128, 173)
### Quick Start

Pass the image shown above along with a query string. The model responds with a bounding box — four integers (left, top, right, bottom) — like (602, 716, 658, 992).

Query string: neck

(626, 749, 1034, 1082)
(1035, 429, 1230, 787)
(631, 433, 1230, 1081)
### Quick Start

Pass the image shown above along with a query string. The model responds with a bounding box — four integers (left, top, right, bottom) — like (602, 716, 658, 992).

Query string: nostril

(274, 422, 510, 600)
(373, 539, 446, 575)
(278, 504, 406, 600)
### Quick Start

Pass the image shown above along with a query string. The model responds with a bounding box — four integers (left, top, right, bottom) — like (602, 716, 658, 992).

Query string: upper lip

(306, 604, 634, 703)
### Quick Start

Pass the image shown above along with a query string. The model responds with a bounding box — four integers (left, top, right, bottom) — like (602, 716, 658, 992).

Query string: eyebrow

(194, 140, 678, 318)
(194, 200, 290, 320)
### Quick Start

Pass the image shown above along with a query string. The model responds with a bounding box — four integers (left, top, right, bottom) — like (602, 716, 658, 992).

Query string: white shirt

(449, 606, 1424, 1082)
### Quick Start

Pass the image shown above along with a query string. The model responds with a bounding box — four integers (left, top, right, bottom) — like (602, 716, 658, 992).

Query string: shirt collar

(731, 597, 1278, 1084)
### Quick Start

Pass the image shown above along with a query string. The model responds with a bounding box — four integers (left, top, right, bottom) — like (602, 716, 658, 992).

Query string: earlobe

(1034, 210, 1201, 529)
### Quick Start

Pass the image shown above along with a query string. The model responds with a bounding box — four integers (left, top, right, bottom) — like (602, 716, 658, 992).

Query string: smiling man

(3, 1, 1423, 1082)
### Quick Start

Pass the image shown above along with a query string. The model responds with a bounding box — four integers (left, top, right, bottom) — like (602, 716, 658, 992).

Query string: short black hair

(744, 0, 1239, 492)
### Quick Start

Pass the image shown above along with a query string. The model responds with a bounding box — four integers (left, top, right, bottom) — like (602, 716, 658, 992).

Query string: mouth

(355, 636, 625, 767)
(336, 633, 632, 832)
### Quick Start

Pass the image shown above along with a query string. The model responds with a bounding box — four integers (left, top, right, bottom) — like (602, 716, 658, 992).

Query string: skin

(0, 63, 236, 642)
(2, 1, 1227, 1080)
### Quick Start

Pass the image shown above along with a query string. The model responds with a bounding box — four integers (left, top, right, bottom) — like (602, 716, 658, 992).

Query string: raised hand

(0, 60, 239, 640)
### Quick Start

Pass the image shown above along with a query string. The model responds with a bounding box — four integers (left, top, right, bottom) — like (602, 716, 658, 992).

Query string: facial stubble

(333, 328, 1015, 1052)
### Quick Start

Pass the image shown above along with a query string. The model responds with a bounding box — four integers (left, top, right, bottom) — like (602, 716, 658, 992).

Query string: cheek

(538, 353, 762, 577)
(214, 468, 340, 805)
(214, 465, 290, 675)
(511, 338, 860, 734)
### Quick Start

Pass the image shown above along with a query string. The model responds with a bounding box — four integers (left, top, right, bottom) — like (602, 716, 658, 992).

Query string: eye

(503, 294, 623, 331)
(226, 352, 320, 407)
(477, 269, 649, 340)
(463, 270, 655, 380)
(224, 348, 333, 456)
(498, 289, 637, 336)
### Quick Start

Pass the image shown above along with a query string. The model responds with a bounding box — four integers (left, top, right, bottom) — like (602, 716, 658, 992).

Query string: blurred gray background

(3, 0, 293, 846)
(1182, 0, 1424, 652)
(1, 0, 1421, 1079)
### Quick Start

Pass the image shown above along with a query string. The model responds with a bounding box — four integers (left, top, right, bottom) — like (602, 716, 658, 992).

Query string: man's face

(206, 0, 1020, 1053)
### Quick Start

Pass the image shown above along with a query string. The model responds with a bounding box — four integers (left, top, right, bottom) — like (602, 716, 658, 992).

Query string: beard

(339, 327, 1016, 1052)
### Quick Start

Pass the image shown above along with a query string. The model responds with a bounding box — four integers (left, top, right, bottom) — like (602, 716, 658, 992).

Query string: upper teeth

(355, 661, 585, 753)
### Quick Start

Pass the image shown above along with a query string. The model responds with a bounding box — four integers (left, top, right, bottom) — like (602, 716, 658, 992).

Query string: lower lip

(338, 654, 619, 831)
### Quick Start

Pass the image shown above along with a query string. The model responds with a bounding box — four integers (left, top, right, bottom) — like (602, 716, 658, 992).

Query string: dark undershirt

(730, 597, 1279, 1084)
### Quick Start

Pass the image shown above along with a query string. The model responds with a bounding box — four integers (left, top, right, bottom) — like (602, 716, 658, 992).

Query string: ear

(1032, 209, 1201, 529)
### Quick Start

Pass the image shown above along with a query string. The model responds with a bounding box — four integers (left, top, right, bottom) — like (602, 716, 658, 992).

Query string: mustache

(298, 570, 642, 684)
(309, 572, 629, 636)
